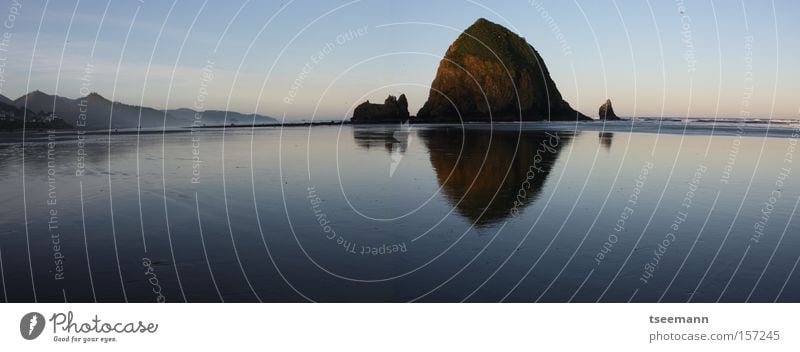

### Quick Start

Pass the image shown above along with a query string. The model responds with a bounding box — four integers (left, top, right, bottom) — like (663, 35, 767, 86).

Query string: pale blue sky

(2, 0, 798, 119)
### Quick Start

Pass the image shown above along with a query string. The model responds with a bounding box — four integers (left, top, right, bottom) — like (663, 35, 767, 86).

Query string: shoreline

(1, 117, 797, 143)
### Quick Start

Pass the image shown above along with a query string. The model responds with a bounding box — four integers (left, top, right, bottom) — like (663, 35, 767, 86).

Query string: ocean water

(0, 120, 799, 302)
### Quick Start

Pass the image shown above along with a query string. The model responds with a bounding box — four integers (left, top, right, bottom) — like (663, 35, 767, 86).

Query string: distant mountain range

(0, 94, 13, 106)
(0, 90, 276, 129)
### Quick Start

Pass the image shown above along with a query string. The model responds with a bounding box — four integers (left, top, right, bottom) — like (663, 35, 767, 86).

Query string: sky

(1, 0, 798, 120)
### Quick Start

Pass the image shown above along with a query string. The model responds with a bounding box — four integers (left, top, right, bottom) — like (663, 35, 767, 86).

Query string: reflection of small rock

(598, 99, 620, 120)
(599, 132, 614, 150)
(352, 127, 410, 154)
(389, 121, 414, 177)
(351, 94, 410, 123)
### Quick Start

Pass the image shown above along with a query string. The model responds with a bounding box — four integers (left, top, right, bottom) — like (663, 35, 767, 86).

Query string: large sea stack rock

(351, 94, 410, 123)
(417, 18, 588, 121)
(598, 99, 620, 120)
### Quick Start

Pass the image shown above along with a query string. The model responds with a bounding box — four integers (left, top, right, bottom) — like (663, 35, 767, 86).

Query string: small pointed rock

(598, 99, 620, 120)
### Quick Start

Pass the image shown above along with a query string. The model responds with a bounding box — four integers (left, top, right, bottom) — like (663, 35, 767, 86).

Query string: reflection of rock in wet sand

(418, 128, 571, 225)
(599, 132, 614, 150)
(352, 126, 410, 154)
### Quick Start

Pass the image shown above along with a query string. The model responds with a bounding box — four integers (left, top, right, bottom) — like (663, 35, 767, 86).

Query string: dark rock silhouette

(598, 99, 620, 120)
(417, 18, 588, 122)
(351, 94, 410, 123)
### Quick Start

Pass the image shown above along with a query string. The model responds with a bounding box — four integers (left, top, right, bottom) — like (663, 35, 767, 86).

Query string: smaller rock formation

(351, 94, 410, 123)
(598, 99, 620, 120)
